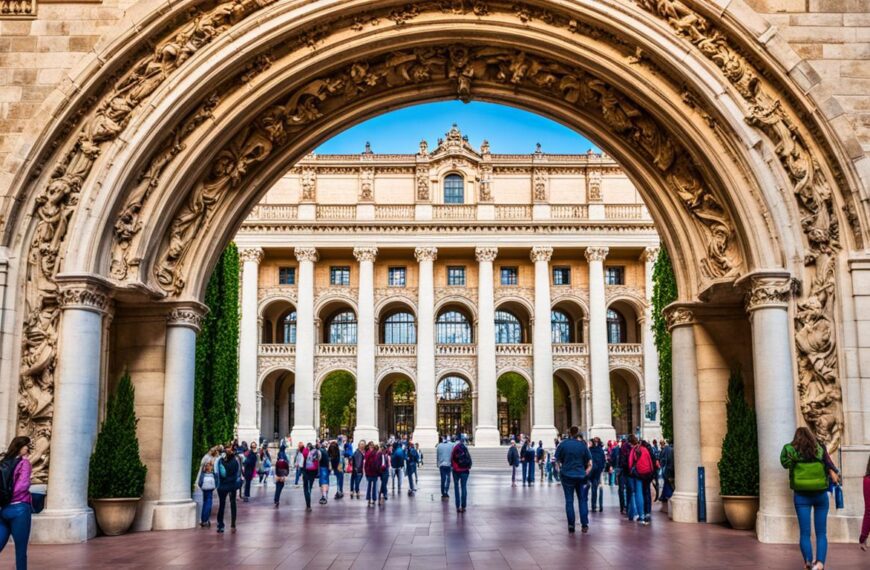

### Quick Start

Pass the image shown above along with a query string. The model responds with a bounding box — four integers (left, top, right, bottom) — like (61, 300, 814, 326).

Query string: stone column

(581, 389, 591, 436)
(153, 304, 206, 530)
(475, 246, 500, 446)
(745, 274, 798, 543)
(35, 277, 111, 543)
(641, 246, 662, 440)
(531, 246, 558, 444)
(413, 247, 439, 448)
(353, 247, 379, 443)
(237, 247, 263, 445)
(291, 247, 318, 445)
(665, 306, 702, 523)
(586, 247, 615, 441)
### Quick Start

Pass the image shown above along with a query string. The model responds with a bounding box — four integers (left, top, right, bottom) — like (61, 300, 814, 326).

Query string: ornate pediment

(429, 124, 482, 162)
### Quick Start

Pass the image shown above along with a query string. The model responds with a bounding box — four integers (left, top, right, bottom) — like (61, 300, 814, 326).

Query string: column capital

(55, 273, 113, 314)
(641, 246, 660, 263)
(238, 247, 264, 264)
(475, 246, 498, 263)
(166, 302, 208, 332)
(352, 246, 378, 263)
(530, 246, 553, 263)
(663, 305, 696, 331)
(584, 246, 609, 263)
(294, 247, 319, 263)
(414, 246, 438, 262)
(744, 273, 792, 312)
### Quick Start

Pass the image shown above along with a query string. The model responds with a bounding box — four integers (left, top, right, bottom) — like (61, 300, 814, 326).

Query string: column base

(412, 426, 440, 449)
(589, 424, 616, 443)
(352, 425, 380, 445)
(473, 425, 500, 447)
(290, 425, 318, 446)
(152, 500, 196, 530)
(530, 425, 559, 446)
(237, 426, 261, 446)
(31, 508, 96, 544)
(756, 511, 798, 543)
(669, 491, 698, 523)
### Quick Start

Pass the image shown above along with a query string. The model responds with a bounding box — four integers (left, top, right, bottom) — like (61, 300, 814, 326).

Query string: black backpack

(454, 444, 472, 469)
(0, 456, 21, 507)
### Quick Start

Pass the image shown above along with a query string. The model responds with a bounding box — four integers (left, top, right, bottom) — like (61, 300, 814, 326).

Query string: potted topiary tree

(717, 369, 759, 530)
(89, 371, 147, 536)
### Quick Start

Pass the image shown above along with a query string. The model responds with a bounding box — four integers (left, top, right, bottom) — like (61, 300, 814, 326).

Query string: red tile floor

(3, 471, 866, 569)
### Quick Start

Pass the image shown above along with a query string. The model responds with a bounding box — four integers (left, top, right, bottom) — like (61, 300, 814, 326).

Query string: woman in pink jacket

(0, 436, 32, 569)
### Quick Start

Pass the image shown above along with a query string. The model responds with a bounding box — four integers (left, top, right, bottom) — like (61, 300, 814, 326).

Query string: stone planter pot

(92, 497, 140, 536)
(721, 495, 759, 530)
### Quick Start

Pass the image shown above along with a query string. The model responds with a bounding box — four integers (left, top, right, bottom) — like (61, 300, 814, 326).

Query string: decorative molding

(352, 246, 378, 263)
(745, 275, 791, 312)
(664, 306, 695, 330)
(258, 355, 295, 378)
(238, 221, 657, 234)
(532, 168, 548, 202)
(300, 166, 317, 202)
(475, 246, 498, 263)
(239, 247, 264, 264)
(294, 247, 319, 263)
(587, 168, 602, 202)
(416, 166, 430, 201)
(167, 306, 207, 331)
(0, 0, 34, 19)
(414, 247, 438, 262)
(359, 167, 374, 201)
(641, 246, 660, 263)
(584, 247, 609, 263)
(479, 165, 493, 202)
(530, 246, 553, 263)
(57, 284, 111, 314)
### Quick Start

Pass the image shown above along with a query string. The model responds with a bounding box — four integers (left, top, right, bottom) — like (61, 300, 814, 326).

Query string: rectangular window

(500, 266, 519, 286)
(605, 266, 625, 285)
(388, 266, 407, 287)
(552, 266, 571, 286)
(330, 266, 351, 286)
(447, 266, 466, 286)
(278, 266, 296, 285)
(443, 175, 465, 204)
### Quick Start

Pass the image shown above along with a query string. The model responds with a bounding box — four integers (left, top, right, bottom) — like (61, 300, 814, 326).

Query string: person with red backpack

(451, 435, 472, 513)
(0, 436, 32, 569)
(363, 442, 380, 507)
(300, 442, 320, 512)
(628, 437, 656, 525)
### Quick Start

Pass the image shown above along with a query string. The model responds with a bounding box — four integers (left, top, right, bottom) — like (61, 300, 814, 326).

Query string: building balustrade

(259, 343, 296, 356)
(435, 344, 477, 356)
(495, 205, 533, 219)
(316, 344, 357, 356)
(433, 204, 477, 220)
(604, 204, 650, 220)
(316, 204, 356, 220)
(608, 343, 642, 354)
(247, 204, 299, 221)
(377, 344, 416, 356)
(375, 205, 415, 220)
(551, 204, 589, 219)
(495, 343, 533, 356)
(552, 343, 588, 355)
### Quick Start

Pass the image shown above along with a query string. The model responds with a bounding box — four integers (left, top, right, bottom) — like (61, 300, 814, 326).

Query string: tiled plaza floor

(3, 471, 867, 569)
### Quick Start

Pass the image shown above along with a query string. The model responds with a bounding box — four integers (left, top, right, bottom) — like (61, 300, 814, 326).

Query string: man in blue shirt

(555, 425, 592, 533)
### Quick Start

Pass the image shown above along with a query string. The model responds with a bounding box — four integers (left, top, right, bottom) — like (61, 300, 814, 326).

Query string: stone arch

(315, 367, 357, 395)
(374, 295, 418, 320)
(433, 295, 478, 322)
(550, 297, 587, 344)
(258, 294, 297, 319)
(258, 365, 295, 391)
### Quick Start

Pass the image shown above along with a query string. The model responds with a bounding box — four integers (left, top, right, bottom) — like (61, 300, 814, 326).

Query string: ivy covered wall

(651, 248, 677, 442)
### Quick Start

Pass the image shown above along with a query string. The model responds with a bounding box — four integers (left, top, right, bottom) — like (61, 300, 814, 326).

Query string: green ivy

(89, 372, 147, 498)
(652, 247, 677, 442)
(497, 373, 529, 426)
(717, 369, 759, 496)
(320, 370, 356, 436)
(191, 243, 240, 481)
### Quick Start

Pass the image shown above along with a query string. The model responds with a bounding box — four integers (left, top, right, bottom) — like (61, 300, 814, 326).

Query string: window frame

(436, 309, 472, 344)
(443, 173, 465, 204)
(329, 265, 351, 286)
(550, 309, 572, 344)
(552, 266, 571, 286)
(606, 308, 627, 344)
(605, 265, 625, 286)
(446, 265, 466, 287)
(387, 266, 407, 288)
(327, 310, 358, 344)
(494, 309, 523, 344)
(500, 266, 519, 286)
(278, 266, 296, 285)
(382, 311, 416, 344)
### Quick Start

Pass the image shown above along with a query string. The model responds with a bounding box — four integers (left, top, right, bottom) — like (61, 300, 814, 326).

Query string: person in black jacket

(216, 447, 242, 533)
(507, 440, 520, 486)
(589, 437, 606, 512)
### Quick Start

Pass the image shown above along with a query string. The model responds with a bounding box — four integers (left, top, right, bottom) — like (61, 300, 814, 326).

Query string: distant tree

(320, 371, 356, 436)
(497, 373, 529, 426)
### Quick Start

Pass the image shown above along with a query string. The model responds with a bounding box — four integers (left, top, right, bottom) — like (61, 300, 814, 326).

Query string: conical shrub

(717, 369, 759, 496)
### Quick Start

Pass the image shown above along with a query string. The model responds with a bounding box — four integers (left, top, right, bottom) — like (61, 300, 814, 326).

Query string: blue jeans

(439, 466, 451, 496)
(794, 490, 829, 564)
(630, 477, 645, 520)
(366, 476, 378, 501)
(511, 465, 518, 483)
(273, 481, 285, 504)
(335, 471, 344, 493)
(200, 489, 214, 523)
(379, 472, 389, 499)
(294, 467, 302, 485)
(0, 502, 31, 569)
(561, 475, 589, 528)
(392, 468, 403, 491)
(351, 472, 363, 494)
(453, 471, 469, 509)
(521, 461, 529, 483)
(590, 472, 601, 510)
(406, 464, 417, 491)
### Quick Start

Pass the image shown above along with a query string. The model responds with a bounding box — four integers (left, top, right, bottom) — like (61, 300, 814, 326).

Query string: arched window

(281, 311, 297, 344)
(551, 310, 572, 343)
(383, 311, 416, 344)
(607, 308, 627, 344)
(436, 310, 472, 344)
(438, 376, 471, 401)
(495, 310, 522, 344)
(437, 375, 472, 439)
(443, 173, 464, 204)
(327, 310, 357, 344)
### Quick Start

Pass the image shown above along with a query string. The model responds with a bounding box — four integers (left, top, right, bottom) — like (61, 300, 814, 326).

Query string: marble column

(586, 247, 615, 442)
(531, 246, 558, 444)
(34, 277, 111, 544)
(153, 304, 206, 530)
(475, 246, 500, 446)
(666, 306, 702, 523)
(353, 246, 379, 443)
(641, 246, 662, 441)
(237, 247, 263, 445)
(291, 247, 318, 445)
(413, 247, 439, 448)
(746, 274, 798, 543)
(581, 389, 591, 436)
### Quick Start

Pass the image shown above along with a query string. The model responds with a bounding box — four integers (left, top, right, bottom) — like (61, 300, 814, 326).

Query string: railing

(375, 205, 415, 220)
(433, 204, 476, 220)
(552, 343, 588, 355)
(316, 204, 356, 220)
(435, 344, 476, 356)
(496, 344, 532, 356)
(247, 204, 299, 221)
(377, 344, 416, 356)
(316, 344, 357, 356)
(551, 204, 589, 220)
(608, 343, 642, 354)
(605, 204, 647, 220)
(495, 204, 532, 220)
(259, 343, 296, 356)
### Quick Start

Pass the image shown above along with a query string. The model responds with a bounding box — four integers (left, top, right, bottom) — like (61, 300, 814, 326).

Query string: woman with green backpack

(780, 427, 840, 570)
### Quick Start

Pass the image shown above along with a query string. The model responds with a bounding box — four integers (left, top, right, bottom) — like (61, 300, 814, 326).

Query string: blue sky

(315, 101, 599, 154)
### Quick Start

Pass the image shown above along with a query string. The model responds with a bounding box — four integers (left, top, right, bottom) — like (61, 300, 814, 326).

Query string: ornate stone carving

(57, 284, 111, 314)
(530, 246, 553, 263)
(475, 246, 498, 263)
(418, 139, 429, 156)
(416, 166, 430, 201)
(0, 0, 34, 18)
(586, 167, 602, 201)
(167, 307, 206, 331)
(641, 246, 660, 263)
(359, 167, 374, 201)
(414, 247, 438, 262)
(584, 247, 609, 263)
(435, 356, 476, 378)
(258, 355, 295, 378)
(300, 167, 317, 202)
(353, 246, 378, 263)
(664, 307, 695, 330)
(745, 276, 791, 312)
(294, 247, 318, 263)
(533, 168, 548, 201)
(496, 355, 533, 378)
(479, 165, 493, 202)
(239, 247, 264, 264)
(315, 355, 357, 377)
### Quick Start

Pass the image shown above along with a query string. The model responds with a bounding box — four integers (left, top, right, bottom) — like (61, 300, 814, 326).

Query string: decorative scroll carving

(584, 247, 609, 263)
(167, 307, 206, 331)
(664, 306, 694, 330)
(258, 355, 295, 378)
(359, 167, 374, 201)
(17, 0, 275, 482)
(530, 246, 553, 263)
(352, 246, 378, 263)
(294, 247, 318, 263)
(586, 168, 602, 201)
(745, 276, 791, 311)
(533, 168, 548, 201)
(479, 165, 493, 202)
(414, 247, 438, 262)
(496, 355, 533, 378)
(475, 246, 498, 263)
(416, 166, 431, 201)
(1, 0, 33, 18)
(641, 246, 660, 263)
(239, 247, 264, 264)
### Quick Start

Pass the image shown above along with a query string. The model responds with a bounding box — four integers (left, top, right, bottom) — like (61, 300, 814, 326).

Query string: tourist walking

(273, 450, 290, 508)
(301, 442, 320, 511)
(351, 440, 366, 499)
(257, 445, 271, 486)
(589, 437, 605, 512)
(197, 461, 216, 527)
(555, 427, 592, 533)
(241, 442, 258, 501)
(294, 442, 305, 487)
(328, 441, 345, 499)
(619, 437, 634, 518)
(780, 427, 840, 570)
(507, 440, 520, 486)
(525, 441, 537, 484)
(391, 443, 405, 493)
(628, 437, 655, 524)
(659, 439, 674, 508)
(537, 440, 546, 482)
(451, 436, 472, 513)
(437, 437, 455, 500)
(406, 443, 419, 495)
(0, 436, 33, 569)
(318, 441, 331, 505)
(216, 447, 241, 533)
(363, 443, 380, 507)
(378, 444, 391, 505)
(860, 455, 869, 550)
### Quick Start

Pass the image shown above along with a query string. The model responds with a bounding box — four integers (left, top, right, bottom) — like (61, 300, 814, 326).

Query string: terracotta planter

(92, 497, 140, 536)
(721, 495, 759, 530)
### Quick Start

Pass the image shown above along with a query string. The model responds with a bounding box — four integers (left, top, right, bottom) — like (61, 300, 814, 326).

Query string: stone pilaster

(237, 247, 263, 445)
(413, 247, 439, 448)
(530, 246, 557, 443)
(353, 246, 379, 444)
(641, 246, 662, 441)
(475, 246, 500, 446)
(291, 247, 318, 445)
(585, 247, 615, 442)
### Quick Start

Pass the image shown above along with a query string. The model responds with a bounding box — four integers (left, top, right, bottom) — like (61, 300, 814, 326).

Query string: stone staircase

(418, 446, 513, 471)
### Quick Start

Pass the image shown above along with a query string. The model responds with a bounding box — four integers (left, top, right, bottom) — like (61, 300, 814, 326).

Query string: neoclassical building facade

(234, 127, 661, 449)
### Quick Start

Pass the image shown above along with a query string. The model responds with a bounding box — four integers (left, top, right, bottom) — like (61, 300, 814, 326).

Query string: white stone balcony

(552, 343, 588, 355)
(316, 344, 357, 356)
(495, 343, 532, 356)
(259, 343, 296, 356)
(436, 344, 476, 356)
(377, 344, 416, 356)
(608, 343, 642, 355)
(375, 205, 415, 219)
(433, 204, 477, 220)
(316, 204, 356, 220)
(551, 204, 589, 220)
